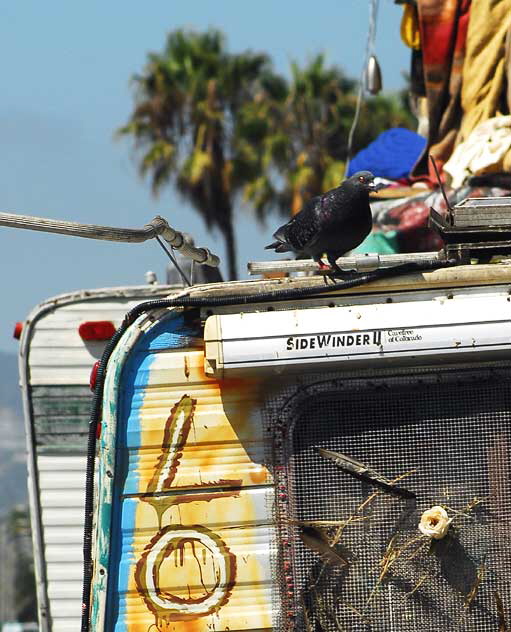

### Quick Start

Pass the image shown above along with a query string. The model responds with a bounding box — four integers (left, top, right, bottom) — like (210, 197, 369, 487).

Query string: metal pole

(0, 212, 220, 267)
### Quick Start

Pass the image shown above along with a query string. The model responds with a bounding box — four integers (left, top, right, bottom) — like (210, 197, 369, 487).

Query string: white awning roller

(204, 290, 511, 377)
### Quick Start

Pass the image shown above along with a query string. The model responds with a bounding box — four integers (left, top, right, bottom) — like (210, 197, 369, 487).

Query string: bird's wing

(276, 196, 324, 252)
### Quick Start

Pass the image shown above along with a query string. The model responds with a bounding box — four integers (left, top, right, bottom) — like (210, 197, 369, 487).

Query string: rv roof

(186, 263, 511, 301)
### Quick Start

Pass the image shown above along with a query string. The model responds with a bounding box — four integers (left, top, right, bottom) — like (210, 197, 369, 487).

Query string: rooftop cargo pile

(351, 0, 511, 257)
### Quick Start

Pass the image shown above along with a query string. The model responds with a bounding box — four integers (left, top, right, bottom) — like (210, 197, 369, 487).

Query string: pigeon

(265, 171, 382, 275)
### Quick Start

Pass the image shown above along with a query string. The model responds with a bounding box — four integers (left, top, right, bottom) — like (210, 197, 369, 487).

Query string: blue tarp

(348, 127, 426, 180)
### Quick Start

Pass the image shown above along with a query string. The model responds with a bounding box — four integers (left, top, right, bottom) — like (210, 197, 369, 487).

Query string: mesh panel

(279, 368, 511, 631)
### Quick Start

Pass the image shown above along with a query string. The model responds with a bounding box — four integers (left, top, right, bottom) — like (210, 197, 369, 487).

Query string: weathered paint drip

(135, 525, 236, 623)
(144, 395, 198, 528)
(136, 394, 237, 624)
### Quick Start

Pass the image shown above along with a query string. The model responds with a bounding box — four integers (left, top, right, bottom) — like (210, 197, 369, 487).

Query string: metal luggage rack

(247, 251, 444, 277)
(430, 196, 511, 263)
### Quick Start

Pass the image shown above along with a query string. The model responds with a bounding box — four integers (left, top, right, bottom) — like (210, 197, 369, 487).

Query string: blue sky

(0, 0, 409, 352)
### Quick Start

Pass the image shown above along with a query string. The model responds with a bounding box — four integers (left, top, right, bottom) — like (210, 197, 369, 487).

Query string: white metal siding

(29, 296, 166, 385)
(37, 455, 86, 632)
(23, 286, 175, 631)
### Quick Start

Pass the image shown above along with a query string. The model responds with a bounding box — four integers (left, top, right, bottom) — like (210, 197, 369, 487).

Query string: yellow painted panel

(120, 490, 276, 631)
(116, 347, 276, 630)
(128, 351, 271, 493)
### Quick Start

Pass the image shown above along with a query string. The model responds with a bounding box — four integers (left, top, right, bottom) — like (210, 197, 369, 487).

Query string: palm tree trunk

(222, 217, 237, 280)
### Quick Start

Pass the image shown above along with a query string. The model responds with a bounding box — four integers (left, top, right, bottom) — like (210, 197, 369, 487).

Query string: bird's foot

(326, 260, 346, 277)
(323, 269, 353, 284)
(317, 259, 357, 283)
(328, 267, 359, 282)
(325, 256, 359, 281)
(316, 259, 334, 284)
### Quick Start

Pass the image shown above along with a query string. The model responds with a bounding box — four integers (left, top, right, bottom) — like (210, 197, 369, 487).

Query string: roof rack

(248, 251, 442, 276)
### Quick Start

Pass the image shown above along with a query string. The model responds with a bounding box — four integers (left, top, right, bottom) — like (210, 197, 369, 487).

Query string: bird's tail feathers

(265, 241, 292, 253)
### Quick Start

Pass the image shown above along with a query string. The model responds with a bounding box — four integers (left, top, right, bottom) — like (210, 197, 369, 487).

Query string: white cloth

(444, 115, 511, 187)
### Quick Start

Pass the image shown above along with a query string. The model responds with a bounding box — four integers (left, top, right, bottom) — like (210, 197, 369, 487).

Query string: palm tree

(121, 35, 415, 272)
(241, 55, 353, 216)
(119, 29, 273, 279)
(243, 55, 414, 217)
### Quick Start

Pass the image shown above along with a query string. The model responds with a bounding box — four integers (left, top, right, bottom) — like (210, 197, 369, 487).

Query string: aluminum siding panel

(35, 456, 86, 632)
(28, 298, 164, 386)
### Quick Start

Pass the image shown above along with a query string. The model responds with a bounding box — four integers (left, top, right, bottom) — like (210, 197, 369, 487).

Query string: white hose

(0, 211, 220, 267)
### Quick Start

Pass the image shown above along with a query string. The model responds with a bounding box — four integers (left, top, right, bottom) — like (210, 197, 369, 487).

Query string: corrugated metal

(92, 311, 276, 631)
(20, 286, 176, 631)
(115, 493, 275, 629)
(36, 455, 85, 632)
(28, 294, 169, 385)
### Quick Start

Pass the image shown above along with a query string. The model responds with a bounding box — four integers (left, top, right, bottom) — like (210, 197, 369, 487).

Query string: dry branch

(318, 448, 416, 499)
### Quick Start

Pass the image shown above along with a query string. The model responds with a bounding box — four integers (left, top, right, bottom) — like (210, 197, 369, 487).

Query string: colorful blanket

(412, 0, 471, 177)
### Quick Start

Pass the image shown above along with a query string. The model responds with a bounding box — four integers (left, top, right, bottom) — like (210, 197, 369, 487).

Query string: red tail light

(89, 360, 100, 392)
(13, 322, 23, 340)
(78, 320, 116, 341)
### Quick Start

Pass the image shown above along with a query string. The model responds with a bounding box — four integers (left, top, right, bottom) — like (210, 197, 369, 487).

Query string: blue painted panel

(105, 312, 200, 631)
(146, 331, 201, 351)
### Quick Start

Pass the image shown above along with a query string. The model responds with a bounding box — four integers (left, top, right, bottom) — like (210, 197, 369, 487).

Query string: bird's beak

(369, 181, 389, 192)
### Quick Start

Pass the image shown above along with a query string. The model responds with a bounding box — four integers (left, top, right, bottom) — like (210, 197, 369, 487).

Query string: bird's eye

(358, 176, 365, 182)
